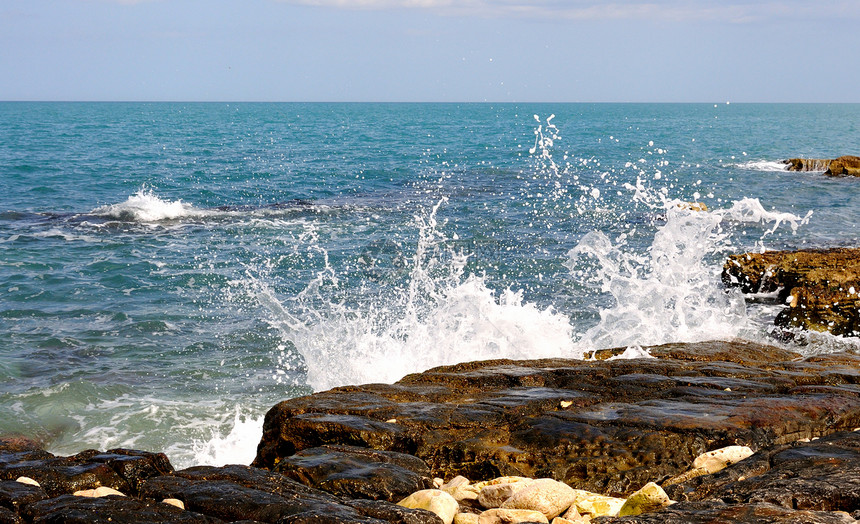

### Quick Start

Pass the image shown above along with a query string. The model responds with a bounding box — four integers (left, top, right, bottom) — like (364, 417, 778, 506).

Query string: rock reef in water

(3, 340, 860, 522)
(783, 155, 860, 176)
(723, 247, 860, 336)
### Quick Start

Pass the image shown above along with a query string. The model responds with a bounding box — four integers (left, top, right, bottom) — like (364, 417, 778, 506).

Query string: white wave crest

(247, 200, 580, 392)
(92, 190, 200, 222)
(567, 197, 810, 352)
(737, 160, 790, 172)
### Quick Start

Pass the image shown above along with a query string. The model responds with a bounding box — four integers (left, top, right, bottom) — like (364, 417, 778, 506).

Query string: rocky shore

(783, 155, 860, 176)
(4, 340, 859, 522)
(723, 247, 860, 336)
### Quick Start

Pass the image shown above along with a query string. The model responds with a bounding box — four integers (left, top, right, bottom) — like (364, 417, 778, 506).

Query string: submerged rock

(723, 247, 860, 335)
(254, 340, 860, 496)
(783, 155, 860, 176)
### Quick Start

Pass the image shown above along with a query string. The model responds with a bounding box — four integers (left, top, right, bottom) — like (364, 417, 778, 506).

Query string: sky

(1, 0, 859, 102)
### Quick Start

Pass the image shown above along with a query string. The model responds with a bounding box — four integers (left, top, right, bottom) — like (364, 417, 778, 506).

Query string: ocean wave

(736, 160, 790, 172)
(90, 190, 203, 222)
(88, 190, 347, 225)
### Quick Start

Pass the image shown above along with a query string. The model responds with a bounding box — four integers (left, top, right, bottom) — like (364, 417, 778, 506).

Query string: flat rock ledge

(723, 247, 860, 336)
(784, 155, 860, 176)
(3, 340, 860, 522)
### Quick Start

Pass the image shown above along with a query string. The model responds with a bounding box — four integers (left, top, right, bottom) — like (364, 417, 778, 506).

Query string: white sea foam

(720, 197, 812, 236)
(92, 189, 200, 222)
(255, 200, 580, 391)
(236, 117, 821, 390)
(737, 160, 790, 172)
(37, 389, 267, 469)
(189, 409, 265, 467)
(567, 197, 812, 353)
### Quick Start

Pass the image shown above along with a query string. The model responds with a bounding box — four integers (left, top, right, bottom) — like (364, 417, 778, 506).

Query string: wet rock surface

(254, 340, 860, 497)
(723, 247, 860, 336)
(784, 155, 860, 176)
(4, 339, 860, 522)
(0, 445, 441, 523)
(273, 444, 434, 501)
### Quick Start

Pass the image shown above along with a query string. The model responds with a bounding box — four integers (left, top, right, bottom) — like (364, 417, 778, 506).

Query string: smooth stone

(478, 508, 549, 524)
(443, 476, 471, 490)
(500, 479, 576, 519)
(692, 445, 753, 474)
(73, 486, 126, 497)
(164, 498, 186, 509)
(442, 476, 479, 502)
(618, 482, 672, 517)
(454, 514, 480, 524)
(551, 505, 586, 523)
(568, 490, 625, 518)
(14, 477, 39, 487)
(478, 479, 534, 508)
(398, 489, 459, 524)
(551, 516, 586, 524)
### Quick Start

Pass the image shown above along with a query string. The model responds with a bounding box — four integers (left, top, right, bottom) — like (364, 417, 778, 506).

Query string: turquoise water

(2, 102, 859, 467)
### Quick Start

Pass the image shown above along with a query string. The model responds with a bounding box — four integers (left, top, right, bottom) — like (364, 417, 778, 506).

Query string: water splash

(91, 189, 199, 222)
(253, 199, 578, 392)
(190, 408, 265, 467)
(246, 114, 816, 391)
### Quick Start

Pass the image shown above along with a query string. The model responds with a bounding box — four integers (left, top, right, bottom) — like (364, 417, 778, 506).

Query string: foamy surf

(91, 189, 201, 222)
(737, 160, 792, 172)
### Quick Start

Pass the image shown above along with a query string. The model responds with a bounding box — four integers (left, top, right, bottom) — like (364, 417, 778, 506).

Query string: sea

(1, 102, 859, 469)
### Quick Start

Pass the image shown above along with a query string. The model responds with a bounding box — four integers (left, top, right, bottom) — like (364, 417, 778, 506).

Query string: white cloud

(277, 0, 860, 22)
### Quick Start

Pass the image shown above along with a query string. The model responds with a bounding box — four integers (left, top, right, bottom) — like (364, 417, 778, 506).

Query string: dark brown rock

(665, 430, 860, 513)
(0, 506, 21, 524)
(0, 448, 172, 498)
(139, 476, 334, 523)
(345, 499, 444, 524)
(22, 494, 222, 523)
(253, 340, 860, 497)
(0, 455, 129, 498)
(826, 155, 860, 176)
(0, 480, 49, 512)
(77, 449, 174, 496)
(784, 158, 834, 172)
(273, 445, 433, 501)
(0, 437, 44, 454)
(783, 156, 860, 176)
(596, 501, 855, 523)
(173, 464, 329, 499)
(276, 506, 388, 524)
(722, 247, 860, 335)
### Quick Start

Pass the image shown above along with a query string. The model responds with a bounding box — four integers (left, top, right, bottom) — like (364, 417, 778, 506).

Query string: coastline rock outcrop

(3, 340, 860, 522)
(783, 155, 860, 176)
(722, 247, 860, 335)
(254, 340, 860, 496)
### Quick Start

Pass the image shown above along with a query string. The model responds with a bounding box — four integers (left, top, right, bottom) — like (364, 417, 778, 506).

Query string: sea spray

(91, 188, 199, 222)
(568, 203, 748, 350)
(264, 199, 579, 392)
